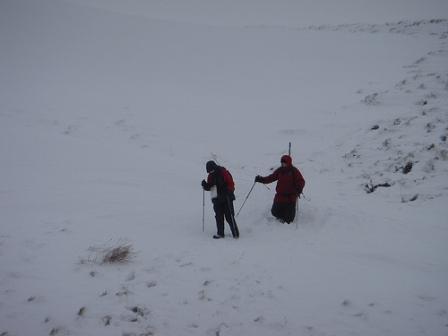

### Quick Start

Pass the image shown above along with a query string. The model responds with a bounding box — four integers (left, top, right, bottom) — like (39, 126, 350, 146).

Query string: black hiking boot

(213, 235, 224, 239)
(232, 228, 240, 239)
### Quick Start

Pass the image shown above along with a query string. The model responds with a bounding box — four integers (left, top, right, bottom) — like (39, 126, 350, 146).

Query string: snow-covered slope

(1, 1, 447, 335)
(67, 0, 448, 27)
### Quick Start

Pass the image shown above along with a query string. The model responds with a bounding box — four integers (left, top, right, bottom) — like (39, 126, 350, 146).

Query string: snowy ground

(1, 1, 447, 335)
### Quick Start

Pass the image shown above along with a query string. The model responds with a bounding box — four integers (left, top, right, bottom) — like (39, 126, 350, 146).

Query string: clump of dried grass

(102, 244, 133, 264)
(81, 240, 135, 265)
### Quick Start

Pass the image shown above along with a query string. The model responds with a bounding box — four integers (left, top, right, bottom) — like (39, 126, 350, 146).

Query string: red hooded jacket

(204, 165, 235, 202)
(259, 155, 305, 203)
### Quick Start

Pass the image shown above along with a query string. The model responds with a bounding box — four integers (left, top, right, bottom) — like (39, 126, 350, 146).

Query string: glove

(255, 175, 262, 183)
(201, 180, 207, 188)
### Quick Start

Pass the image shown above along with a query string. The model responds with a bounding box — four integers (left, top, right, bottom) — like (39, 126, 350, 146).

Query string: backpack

(221, 168, 235, 193)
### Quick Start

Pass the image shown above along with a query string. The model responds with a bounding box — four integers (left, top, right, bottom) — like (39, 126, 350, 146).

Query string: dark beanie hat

(206, 160, 217, 173)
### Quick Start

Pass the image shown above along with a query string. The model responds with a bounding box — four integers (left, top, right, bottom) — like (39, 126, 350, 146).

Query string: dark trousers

(213, 197, 239, 237)
(271, 201, 296, 224)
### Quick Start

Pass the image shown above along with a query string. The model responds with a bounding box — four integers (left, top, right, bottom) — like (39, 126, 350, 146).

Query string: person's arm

(255, 169, 279, 184)
(201, 174, 214, 191)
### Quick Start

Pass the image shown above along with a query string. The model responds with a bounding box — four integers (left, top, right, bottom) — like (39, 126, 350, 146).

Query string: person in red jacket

(202, 160, 239, 239)
(255, 155, 305, 224)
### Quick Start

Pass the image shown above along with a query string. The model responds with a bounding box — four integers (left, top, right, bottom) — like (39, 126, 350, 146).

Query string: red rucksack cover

(222, 168, 235, 193)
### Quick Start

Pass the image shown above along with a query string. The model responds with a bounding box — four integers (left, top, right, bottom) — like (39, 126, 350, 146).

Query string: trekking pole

(236, 181, 256, 217)
(202, 189, 205, 232)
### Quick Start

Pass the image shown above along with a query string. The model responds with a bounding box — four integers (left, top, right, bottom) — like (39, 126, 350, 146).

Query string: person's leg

(213, 201, 225, 237)
(271, 202, 285, 223)
(224, 198, 239, 238)
(284, 202, 296, 224)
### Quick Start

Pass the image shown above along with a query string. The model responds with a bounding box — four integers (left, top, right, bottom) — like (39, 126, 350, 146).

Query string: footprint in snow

(62, 125, 75, 135)
(122, 314, 139, 323)
(207, 323, 228, 336)
(146, 281, 157, 288)
(418, 83, 427, 89)
(77, 306, 86, 317)
(126, 271, 136, 281)
(418, 294, 437, 302)
(49, 326, 70, 336)
(127, 305, 150, 319)
(200, 267, 212, 272)
(198, 289, 212, 302)
(341, 299, 352, 307)
(114, 119, 127, 128)
(414, 57, 427, 65)
(26, 295, 46, 304)
(438, 309, 447, 317)
(353, 311, 368, 320)
(116, 286, 132, 297)
(102, 315, 113, 326)
(179, 262, 193, 268)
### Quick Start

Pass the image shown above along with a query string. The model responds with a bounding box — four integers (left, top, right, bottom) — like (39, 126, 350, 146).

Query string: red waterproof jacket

(259, 155, 305, 203)
(204, 166, 235, 202)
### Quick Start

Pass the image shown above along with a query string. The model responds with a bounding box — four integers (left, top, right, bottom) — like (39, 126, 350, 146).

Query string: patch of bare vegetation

(80, 240, 135, 265)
